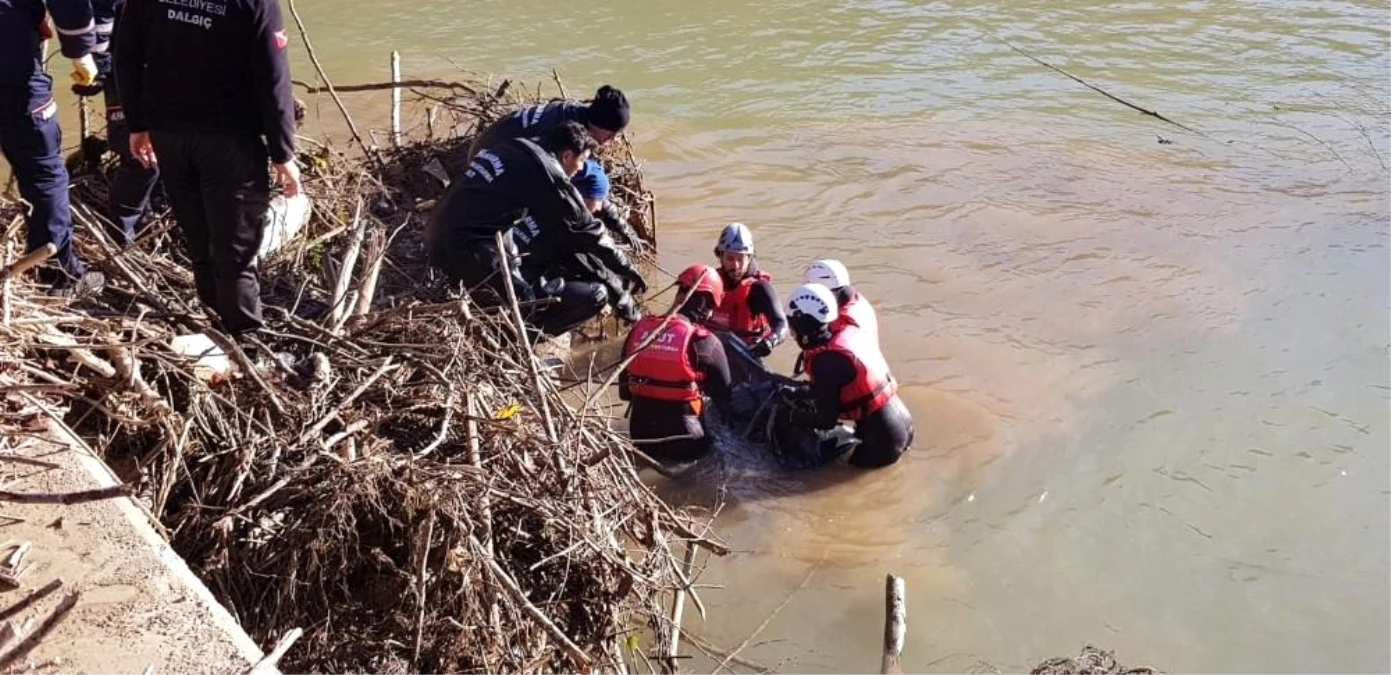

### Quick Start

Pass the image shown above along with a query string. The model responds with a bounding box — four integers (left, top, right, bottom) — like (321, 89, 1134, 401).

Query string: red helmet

(677, 264, 724, 307)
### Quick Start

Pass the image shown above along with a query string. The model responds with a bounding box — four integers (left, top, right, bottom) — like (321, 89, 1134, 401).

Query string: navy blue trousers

(96, 51, 160, 245)
(0, 75, 83, 281)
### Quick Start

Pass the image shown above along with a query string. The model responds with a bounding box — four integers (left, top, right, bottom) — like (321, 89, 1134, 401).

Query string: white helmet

(803, 259, 850, 289)
(715, 222, 755, 255)
(787, 283, 839, 325)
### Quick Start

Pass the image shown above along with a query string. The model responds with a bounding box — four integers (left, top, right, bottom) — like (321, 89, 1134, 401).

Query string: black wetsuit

(788, 350, 914, 468)
(619, 312, 734, 463)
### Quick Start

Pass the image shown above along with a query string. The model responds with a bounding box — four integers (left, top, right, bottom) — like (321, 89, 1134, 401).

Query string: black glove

(624, 271, 648, 296)
(72, 80, 103, 97)
(613, 292, 641, 325)
(72, 52, 110, 97)
(776, 383, 807, 402)
(598, 201, 646, 250)
(750, 338, 774, 358)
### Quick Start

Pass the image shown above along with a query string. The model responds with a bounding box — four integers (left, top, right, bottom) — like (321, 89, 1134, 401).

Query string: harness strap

(841, 374, 896, 417)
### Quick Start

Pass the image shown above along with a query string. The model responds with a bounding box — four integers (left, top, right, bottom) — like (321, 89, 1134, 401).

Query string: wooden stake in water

(882, 574, 906, 675)
(390, 50, 402, 148)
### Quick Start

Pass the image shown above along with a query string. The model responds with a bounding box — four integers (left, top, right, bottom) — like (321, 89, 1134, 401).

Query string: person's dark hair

(584, 85, 631, 132)
(541, 121, 598, 156)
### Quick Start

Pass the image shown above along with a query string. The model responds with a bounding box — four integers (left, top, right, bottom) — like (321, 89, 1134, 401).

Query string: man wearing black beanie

(466, 84, 630, 161)
(461, 84, 643, 309)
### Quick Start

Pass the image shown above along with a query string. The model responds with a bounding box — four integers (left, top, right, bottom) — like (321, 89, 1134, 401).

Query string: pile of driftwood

(0, 73, 714, 673)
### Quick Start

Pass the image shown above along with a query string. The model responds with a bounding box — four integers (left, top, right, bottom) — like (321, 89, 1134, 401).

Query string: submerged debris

(1030, 645, 1161, 675)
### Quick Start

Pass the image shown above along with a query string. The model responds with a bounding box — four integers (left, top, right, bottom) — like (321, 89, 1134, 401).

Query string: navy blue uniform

(1, 0, 98, 284)
(466, 100, 582, 162)
(76, 0, 159, 245)
(473, 105, 644, 250)
(426, 137, 643, 336)
(115, 0, 296, 335)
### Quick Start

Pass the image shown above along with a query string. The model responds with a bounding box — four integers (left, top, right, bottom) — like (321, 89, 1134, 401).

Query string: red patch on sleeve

(273, 29, 289, 50)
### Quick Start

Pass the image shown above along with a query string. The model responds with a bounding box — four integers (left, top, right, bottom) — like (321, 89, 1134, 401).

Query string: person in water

(425, 121, 645, 336)
(780, 283, 913, 468)
(707, 222, 788, 357)
(803, 259, 879, 341)
(618, 264, 734, 464)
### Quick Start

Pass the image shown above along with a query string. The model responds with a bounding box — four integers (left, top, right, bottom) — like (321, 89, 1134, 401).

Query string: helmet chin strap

(679, 294, 716, 322)
(790, 314, 831, 349)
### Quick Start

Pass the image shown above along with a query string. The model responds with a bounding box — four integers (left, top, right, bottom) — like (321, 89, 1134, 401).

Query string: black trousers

(437, 239, 608, 337)
(628, 398, 711, 463)
(637, 436, 711, 464)
(150, 131, 269, 335)
(104, 111, 160, 245)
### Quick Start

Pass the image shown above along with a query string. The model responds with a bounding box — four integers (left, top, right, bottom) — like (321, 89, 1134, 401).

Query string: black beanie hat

(586, 85, 630, 132)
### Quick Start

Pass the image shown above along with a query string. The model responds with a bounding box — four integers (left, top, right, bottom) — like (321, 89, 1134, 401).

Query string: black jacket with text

(115, 0, 296, 163)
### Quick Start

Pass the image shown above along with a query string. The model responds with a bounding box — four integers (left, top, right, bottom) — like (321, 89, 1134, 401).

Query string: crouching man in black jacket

(425, 121, 646, 337)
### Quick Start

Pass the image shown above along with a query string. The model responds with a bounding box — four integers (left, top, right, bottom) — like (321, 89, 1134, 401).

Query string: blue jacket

(1, 0, 100, 89)
(91, 0, 118, 55)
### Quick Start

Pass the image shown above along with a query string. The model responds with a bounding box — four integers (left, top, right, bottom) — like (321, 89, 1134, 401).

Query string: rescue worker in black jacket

(619, 264, 734, 464)
(780, 283, 913, 468)
(2, 0, 106, 295)
(69, 0, 159, 246)
(468, 85, 645, 257)
(426, 121, 647, 337)
(116, 0, 300, 337)
(467, 84, 630, 161)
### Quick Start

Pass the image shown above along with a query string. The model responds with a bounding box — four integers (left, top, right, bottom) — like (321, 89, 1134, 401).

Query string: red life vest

(832, 290, 879, 340)
(708, 270, 772, 345)
(622, 314, 706, 402)
(805, 326, 897, 421)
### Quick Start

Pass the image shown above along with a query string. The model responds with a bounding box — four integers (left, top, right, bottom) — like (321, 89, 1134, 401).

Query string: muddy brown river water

(28, 0, 1391, 671)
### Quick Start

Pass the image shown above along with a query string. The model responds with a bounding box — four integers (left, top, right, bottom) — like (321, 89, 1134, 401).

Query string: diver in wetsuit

(803, 258, 879, 341)
(780, 283, 913, 468)
(707, 222, 788, 358)
(619, 264, 733, 463)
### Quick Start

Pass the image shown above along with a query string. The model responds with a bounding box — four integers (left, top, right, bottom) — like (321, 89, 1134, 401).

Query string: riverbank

(0, 421, 263, 673)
